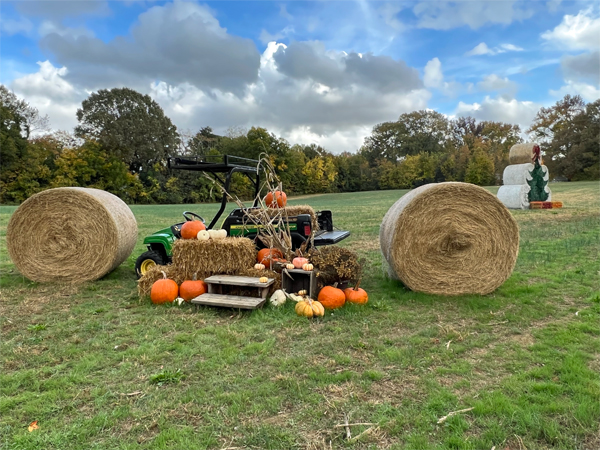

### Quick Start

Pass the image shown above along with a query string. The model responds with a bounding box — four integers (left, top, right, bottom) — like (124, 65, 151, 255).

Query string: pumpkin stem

(354, 279, 361, 291)
(333, 282, 338, 289)
(161, 271, 167, 280)
(192, 272, 197, 281)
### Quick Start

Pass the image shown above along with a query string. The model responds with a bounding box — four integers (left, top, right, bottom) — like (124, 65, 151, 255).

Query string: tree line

(1, 85, 598, 204)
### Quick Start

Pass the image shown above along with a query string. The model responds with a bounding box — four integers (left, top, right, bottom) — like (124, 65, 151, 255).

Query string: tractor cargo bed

(313, 230, 351, 246)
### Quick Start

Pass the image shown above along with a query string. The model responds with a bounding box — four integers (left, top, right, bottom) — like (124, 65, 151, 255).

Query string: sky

(1, 0, 599, 153)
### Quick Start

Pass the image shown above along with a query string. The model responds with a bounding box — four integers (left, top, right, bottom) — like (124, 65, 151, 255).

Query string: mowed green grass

(1, 181, 599, 450)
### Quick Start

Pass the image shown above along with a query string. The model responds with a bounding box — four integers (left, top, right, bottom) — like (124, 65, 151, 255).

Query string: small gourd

(150, 271, 179, 304)
(254, 263, 266, 270)
(269, 289, 287, 306)
(209, 229, 227, 239)
(318, 284, 345, 309)
(295, 298, 325, 318)
(197, 230, 210, 241)
(293, 257, 309, 269)
(181, 220, 206, 239)
(289, 293, 303, 302)
(297, 290, 307, 296)
(302, 263, 314, 271)
(259, 276, 268, 283)
(285, 263, 295, 270)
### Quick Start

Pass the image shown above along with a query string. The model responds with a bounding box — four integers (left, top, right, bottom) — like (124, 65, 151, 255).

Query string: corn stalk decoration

(203, 153, 309, 261)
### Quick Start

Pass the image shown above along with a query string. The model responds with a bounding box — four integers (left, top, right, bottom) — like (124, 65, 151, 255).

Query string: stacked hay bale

(138, 237, 281, 297)
(380, 182, 519, 296)
(497, 143, 551, 209)
(6, 187, 138, 282)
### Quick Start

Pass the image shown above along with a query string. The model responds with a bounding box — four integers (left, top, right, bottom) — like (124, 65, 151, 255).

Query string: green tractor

(135, 155, 350, 277)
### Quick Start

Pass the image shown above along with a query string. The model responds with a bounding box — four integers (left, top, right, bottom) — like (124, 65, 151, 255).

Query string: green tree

(75, 88, 179, 176)
(0, 85, 50, 138)
(362, 110, 452, 165)
(465, 143, 495, 186)
(543, 99, 599, 180)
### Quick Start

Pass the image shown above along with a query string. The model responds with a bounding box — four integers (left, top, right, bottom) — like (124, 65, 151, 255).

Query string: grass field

(1, 181, 599, 450)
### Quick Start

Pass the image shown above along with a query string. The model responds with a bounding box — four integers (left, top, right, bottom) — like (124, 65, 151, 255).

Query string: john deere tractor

(135, 155, 349, 277)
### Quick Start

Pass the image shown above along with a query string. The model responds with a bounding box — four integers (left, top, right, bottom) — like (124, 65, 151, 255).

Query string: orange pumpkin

(344, 281, 368, 304)
(150, 272, 179, 304)
(257, 248, 284, 268)
(181, 220, 206, 239)
(264, 190, 287, 208)
(179, 274, 208, 302)
(293, 257, 309, 269)
(318, 285, 346, 309)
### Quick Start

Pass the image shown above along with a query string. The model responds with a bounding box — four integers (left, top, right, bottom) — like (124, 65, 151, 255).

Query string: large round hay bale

(509, 143, 538, 165)
(503, 163, 548, 185)
(7, 187, 137, 282)
(380, 182, 519, 296)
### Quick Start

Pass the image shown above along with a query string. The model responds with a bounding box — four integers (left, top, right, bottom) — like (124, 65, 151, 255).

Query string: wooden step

(190, 293, 267, 309)
(204, 275, 274, 287)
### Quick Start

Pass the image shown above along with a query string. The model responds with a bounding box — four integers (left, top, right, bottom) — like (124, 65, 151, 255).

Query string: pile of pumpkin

(267, 281, 368, 318)
(253, 251, 368, 318)
(150, 272, 208, 304)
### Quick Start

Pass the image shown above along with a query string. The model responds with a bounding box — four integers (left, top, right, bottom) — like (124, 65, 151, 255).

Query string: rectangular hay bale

(171, 237, 256, 280)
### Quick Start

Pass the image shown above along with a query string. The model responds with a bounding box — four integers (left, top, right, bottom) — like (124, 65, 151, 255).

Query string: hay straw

(509, 143, 537, 165)
(307, 246, 362, 287)
(171, 237, 257, 280)
(380, 182, 519, 295)
(6, 187, 137, 283)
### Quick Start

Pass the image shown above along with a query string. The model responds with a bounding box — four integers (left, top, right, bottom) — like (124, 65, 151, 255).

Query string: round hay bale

(7, 187, 137, 282)
(497, 185, 531, 210)
(509, 143, 538, 165)
(380, 182, 519, 296)
(502, 163, 548, 186)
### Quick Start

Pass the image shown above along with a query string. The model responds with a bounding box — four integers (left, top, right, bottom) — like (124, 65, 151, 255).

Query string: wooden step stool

(191, 275, 274, 310)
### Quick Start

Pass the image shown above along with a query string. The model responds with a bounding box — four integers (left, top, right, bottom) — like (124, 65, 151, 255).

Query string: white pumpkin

(197, 230, 210, 241)
(269, 289, 287, 307)
(217, 229, 227, 239)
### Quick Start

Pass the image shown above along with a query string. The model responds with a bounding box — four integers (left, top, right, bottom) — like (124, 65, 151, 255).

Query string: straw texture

(7, 187, 137, 282)
(171, 238, 256, 279)
(380, 182, 519, 295)
(509, 143, 537, 165)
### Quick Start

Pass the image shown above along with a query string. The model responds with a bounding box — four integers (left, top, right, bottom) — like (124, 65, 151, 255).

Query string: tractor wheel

(135, 250, 167, 278)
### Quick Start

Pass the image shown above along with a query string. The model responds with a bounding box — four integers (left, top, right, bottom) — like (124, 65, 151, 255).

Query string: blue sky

(1, 1, 598, 153)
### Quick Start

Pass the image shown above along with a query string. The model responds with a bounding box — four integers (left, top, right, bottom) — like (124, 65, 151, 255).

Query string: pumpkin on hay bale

(6, 187, 137, 283)
(380, 182, 519, 296)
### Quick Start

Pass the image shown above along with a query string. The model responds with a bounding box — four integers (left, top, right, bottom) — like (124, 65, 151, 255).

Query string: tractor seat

(171, 223, 183, 239)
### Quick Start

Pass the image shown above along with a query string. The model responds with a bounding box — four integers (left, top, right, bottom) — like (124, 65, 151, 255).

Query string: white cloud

(414, 1, 534, 30)
(499, 43, 524, 52)
(12, 40, 430, 154)
(466, 42, 494, 56)
(550, 80, 600, 101)
(422, 58, 463, 97)
(541, 7, 600, 51)
(465, 42, 525, 56)
(0, 17, 33, 36)
(9, 61, 84, 132)
(455, 96, 540, 130)
(424, 58, 443, 88)
(478, 74, 517, 94)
